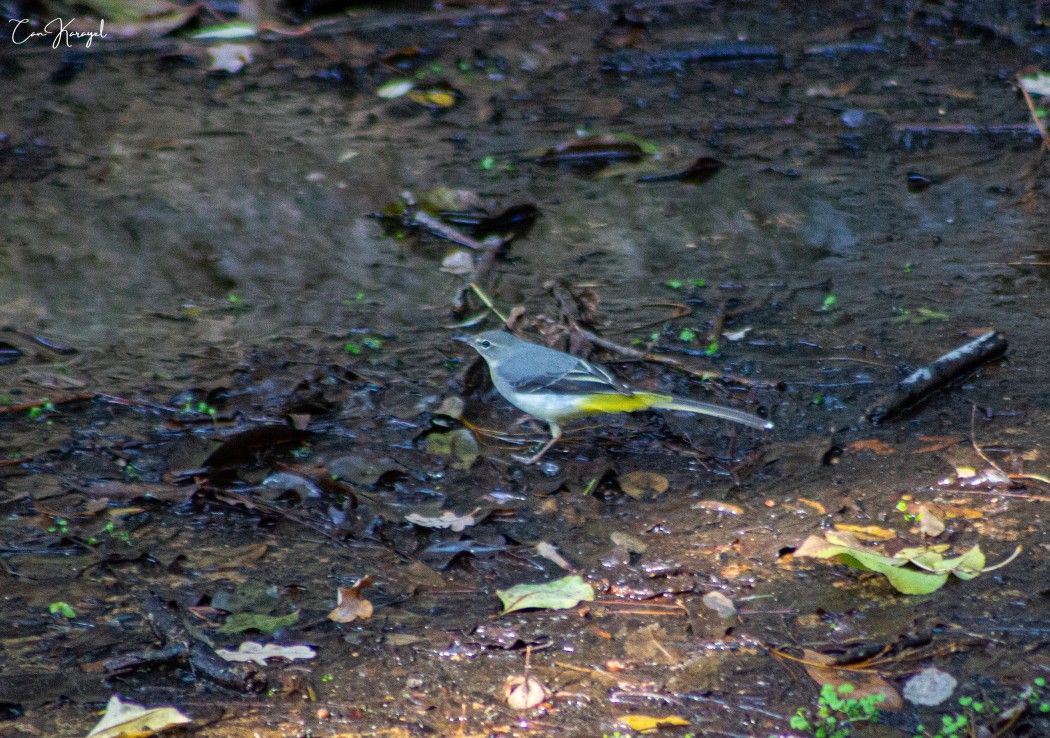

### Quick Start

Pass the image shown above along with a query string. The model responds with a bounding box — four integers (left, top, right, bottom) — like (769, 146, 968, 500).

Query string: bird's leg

(513, 422, 562, 465)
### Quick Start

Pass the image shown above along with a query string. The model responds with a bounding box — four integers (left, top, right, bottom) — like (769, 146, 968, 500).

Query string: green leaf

(49, 601, 76, 618)
(795, 535, 948, 594)
(425, 428, 479, 470)
(497, 574, 595, 614)
(191, 23, 257, 40)
(377, 79, 415, 99)
(218, 610, 299, 634)
(1021, 72, 1050, 97)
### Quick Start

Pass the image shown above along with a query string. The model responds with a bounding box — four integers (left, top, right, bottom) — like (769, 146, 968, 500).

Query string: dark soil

(2, 1, 1049, 736)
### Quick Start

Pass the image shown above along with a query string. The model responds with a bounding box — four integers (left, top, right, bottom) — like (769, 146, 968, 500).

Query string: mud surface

(1, 1, 1049, 736)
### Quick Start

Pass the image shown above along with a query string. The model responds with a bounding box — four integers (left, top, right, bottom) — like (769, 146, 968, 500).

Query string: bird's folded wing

(509, 358, 633, 396)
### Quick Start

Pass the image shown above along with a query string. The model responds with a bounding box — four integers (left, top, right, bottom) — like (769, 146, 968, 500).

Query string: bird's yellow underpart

(575, 391, 670, 416)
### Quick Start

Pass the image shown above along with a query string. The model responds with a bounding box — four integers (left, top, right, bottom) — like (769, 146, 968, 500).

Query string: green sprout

(790, 683, 884, 738)
(694, 278, 707, 288)
(822, 294, 838, 311)
(49, 602, 76, 618)
(665, 279, 683, 289)
(362, 337, 383, 350)
(704, 340, 718, 356)
(28, 401, 55, 419)
(344, 343, 362, 355)
(228, 294, 241, 304)
(679, 328, 697, 343)
(480, 155, 495, 170)
(904, 262, 913, 273)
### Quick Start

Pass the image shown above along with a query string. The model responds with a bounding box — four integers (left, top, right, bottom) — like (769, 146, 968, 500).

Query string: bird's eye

(479, 340, 492, 349)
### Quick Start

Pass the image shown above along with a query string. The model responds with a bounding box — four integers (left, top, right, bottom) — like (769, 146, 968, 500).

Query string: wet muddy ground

(2, 1, 1050, 736)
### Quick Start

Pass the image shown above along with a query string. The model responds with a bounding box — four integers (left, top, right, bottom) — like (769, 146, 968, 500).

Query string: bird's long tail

(642, 393, 773, 430)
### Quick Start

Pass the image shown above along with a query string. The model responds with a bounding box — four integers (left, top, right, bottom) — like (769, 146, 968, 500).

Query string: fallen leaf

(218, 610, 299, 634)
(535, 541, 572, 570)
(215, 641, 316, 666)
(191, 22, 256, 39)
(376, 79, 414, 99)
(833, 524, 896, 541)
(1021, 71, 1050, 97)
(503, 674, 550, 710)
(407, 86, 458, 108)
(692, 499, 744, 515)
(328, 577, 374, 623)
(702, 591, 736, 619)
(425, 427, 479, 470)
(497, 574, 595, 614)
(800, 650, 903, 711)
(405, 508, 479, 533)
(610, 531, 647, 554)
(796, 534, 1021, 594)
(911, 436, 965, 454)
(87, 695, 191, 738)
(797, 498, 827, 514)
(795, 534, 947, 594)
(440, 249, 475, 276)
(845, 439, 896, 456)
(206, 43, 252, 74)
(916, 504, 946, 537)
(618, 714, 691, 732)
(619, 471, 669, 500)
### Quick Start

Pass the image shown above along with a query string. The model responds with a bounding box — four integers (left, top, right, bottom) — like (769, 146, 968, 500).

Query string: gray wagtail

(458, 330, 772, 464)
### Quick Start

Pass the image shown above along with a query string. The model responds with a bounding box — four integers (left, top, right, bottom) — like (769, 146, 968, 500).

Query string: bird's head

(454, 330, 518, 364)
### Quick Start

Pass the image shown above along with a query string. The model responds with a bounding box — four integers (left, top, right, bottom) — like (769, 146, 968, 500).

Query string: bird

(457, 330, 772, 464)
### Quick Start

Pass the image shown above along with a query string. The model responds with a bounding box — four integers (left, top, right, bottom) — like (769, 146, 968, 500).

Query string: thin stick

(469, 282, 510, 324)
(1017, 74, 1050, 155)
(574, 325, 778, 389)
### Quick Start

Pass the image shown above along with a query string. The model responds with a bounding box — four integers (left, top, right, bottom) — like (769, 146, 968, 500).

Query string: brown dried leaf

(800, 649, 903, 711)
(503, 674, 550, 710)
(845, 439, 896, 456)
(619, 471, 669, 500)
(328, 576, 374, 623)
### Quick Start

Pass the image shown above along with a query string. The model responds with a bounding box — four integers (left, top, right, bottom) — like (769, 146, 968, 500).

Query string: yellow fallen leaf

(620, 471, 669, 499)
(833, 524, 896, 541)
(87, 695, 191, 738)
(692, 499, 744, 515)
(798, 498, 827, 514)
(618, 714, 690, 732)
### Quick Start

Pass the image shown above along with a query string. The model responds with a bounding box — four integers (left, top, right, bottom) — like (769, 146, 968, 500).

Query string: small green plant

(914, 680, 1050, 738)
(704, 339, 719, 356)
(789, 683, 884, 738)
(49, 602, 76, 618)
(822, 294, 838, 311)
(46, 517, 69, 534)
(679, 328, 697, 343)
(896, 499, 920, 523)
(480, 155, 495, 170)
(28, 401, 55, 419)
(104, 521, 133, 546)
(665, 278, 683, 289)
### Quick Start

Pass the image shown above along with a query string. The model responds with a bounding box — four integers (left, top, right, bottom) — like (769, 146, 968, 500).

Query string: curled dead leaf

(328, 576, 374, 623)
(502, 674, 550, 710)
